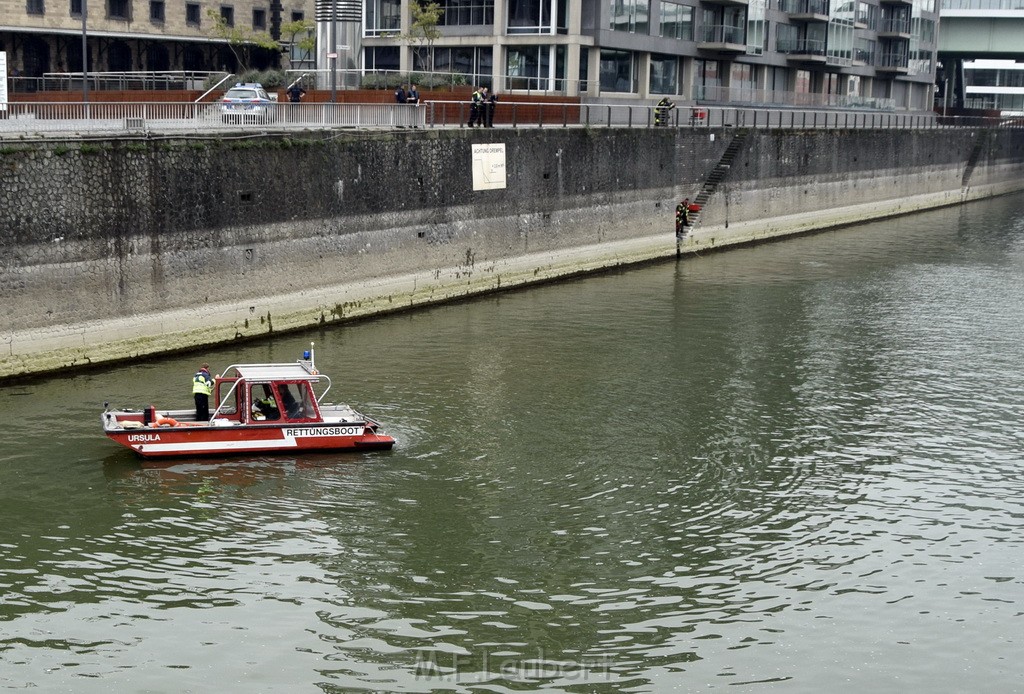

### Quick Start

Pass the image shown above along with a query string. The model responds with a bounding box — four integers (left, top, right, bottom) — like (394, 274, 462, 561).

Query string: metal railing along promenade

(0, 100, 1020, 137)
(7, 71, 229, 94)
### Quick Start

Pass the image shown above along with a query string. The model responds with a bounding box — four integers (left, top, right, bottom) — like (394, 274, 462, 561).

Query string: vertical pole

(81, 0, 89, 104)
(942, 71, 949, 120)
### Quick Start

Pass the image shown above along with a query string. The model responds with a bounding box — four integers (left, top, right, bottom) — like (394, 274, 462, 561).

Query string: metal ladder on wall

(960, 129, 989, 197)
(678, 130, 749, 237)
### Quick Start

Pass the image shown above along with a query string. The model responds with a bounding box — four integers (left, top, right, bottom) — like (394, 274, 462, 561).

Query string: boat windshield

(276, 382, 317, 420)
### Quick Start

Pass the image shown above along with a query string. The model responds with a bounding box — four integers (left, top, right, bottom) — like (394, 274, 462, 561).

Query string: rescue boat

(101, 346, 395, 459)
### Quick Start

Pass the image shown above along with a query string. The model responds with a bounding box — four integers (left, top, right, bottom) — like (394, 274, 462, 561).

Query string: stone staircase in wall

(960, 129, 989, 193)
(680, 130, 749, 236)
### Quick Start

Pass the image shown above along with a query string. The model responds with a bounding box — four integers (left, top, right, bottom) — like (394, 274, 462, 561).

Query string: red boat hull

(105, 422, 395, 459)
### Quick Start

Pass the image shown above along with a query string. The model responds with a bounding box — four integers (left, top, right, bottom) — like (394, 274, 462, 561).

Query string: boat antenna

(309, 342, 317, 374)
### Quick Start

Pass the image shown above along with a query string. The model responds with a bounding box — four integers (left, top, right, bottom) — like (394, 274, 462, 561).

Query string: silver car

(220, 83, 276, 124)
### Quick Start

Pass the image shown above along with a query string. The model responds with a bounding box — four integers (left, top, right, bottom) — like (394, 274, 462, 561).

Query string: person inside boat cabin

(278, 384, 303, 418)
(252, 384, 280, 420)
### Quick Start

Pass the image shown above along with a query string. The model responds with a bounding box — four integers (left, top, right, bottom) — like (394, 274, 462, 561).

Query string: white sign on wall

(0, 52, 8, 112)
(472, 143, 507, 191)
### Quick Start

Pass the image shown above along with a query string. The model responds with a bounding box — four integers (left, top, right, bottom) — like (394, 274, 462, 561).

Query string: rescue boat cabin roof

(222, 363, 321, 383)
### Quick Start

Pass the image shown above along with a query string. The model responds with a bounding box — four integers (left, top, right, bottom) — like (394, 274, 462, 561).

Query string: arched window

(22, 36, 51, 77)
(182, 45, 205, 71)
(146, 43, 170, 71)
(108, 40, 132, 71)
(68, 40, 93, 73)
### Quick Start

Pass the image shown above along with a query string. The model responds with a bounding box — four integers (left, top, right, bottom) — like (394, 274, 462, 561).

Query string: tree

(402, 0, 442, 72)
(281, 19, 316, 68)
(206, 8, 281, 73)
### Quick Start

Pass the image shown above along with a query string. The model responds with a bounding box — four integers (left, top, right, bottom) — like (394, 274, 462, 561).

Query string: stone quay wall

(1, 127, 1022, 380)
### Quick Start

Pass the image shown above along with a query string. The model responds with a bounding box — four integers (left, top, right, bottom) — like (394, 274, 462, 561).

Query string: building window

(364, 46, 400, 71)
(508, 0, 563, 34)
(27, 0, 45, 15)
(794, 68, 811, 94)
(730, 62, 758, 97)
(599, 49, 637, 92)
(253, 7, 266, 29)
(108, 39, 132, 70)
(290, 10, 303, 21)
(366, 0, 401, 35)
(610, 0, 649, 34)
(649, 53, 678, 94)
(417, 46, 492, 85)
(107, 0, 129, 18)
(659, 2, 693, 40)
(746, 0, 766, 55)
(765, 65, 787, 94)
(693, 58, 720, 98)
(854, 37, 875, 64)
(221, 5, 234, 26)
(186, 2, 201, 24)
(579, 45, 589, 91)
(506, 45, 551, 89)
(150, 0, 165, 22)
(70, 0, 82, 14)
(438, 0, 495, 26)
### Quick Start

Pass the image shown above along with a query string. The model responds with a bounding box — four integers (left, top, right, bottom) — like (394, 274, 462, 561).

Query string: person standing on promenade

(485, 90, 498, 127)
(468, 86, 482, 127)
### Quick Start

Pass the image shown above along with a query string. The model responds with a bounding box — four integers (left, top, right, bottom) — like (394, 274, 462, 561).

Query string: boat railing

(315, 375, 332, 405)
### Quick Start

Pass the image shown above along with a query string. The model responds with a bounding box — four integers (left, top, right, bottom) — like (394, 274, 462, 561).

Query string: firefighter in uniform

(675, 198, 690, 236)
(192, 363, 213, 422)
(655, 96, 675, 126)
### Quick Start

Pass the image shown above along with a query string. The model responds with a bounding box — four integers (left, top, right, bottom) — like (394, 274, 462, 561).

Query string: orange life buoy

(156, 416, 179, 427)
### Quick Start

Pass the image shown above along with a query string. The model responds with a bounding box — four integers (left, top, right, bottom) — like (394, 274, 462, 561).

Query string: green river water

(1, 193, 1022, 692)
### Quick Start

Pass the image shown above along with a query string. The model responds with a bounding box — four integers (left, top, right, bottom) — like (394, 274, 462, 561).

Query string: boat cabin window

(250, 384, 281, 421)
(213, 377, 240, 420)
(277, 382, 317, 420)
(247, 382, 317, 422)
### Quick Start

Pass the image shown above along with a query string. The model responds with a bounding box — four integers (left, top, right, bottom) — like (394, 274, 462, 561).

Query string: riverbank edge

(3, 177, 1020, 384)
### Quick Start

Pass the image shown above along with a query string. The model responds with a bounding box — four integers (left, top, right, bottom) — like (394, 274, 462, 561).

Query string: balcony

(853, 47, 876, 65)
(877, 52, 909, 73)
(878, 17, 911, 37)
(698, 24, 747, 52)
(776, 38, 827, 63)
(693, 84, 896, 110)
(780, 0, 830, 21)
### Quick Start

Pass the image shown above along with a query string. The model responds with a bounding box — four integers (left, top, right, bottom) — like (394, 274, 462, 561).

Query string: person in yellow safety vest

(468, 86, 483, 127)
(192, 363, 213, 422)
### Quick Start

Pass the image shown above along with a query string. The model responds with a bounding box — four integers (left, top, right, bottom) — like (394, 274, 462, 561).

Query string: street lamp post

(330, 1, 337, 103)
